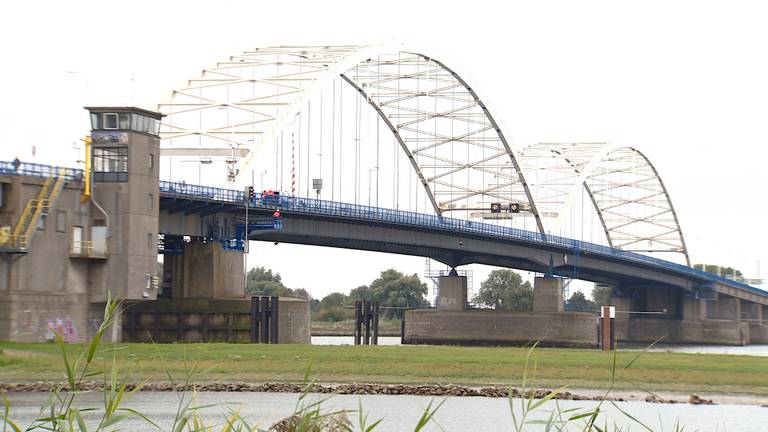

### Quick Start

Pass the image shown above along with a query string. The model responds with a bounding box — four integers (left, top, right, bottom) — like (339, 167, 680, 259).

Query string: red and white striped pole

(291, 132, 296, 196)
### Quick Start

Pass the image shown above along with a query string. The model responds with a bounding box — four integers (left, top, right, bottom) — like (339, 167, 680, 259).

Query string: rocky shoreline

(0, 381, 731, 405)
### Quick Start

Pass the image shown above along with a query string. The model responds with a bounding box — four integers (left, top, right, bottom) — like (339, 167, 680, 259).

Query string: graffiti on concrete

(47, 317, 78, 342)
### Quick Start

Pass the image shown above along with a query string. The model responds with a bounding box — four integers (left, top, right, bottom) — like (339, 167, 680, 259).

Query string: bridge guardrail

(157, 179, 767, 297)
(0, 161, 82, 182)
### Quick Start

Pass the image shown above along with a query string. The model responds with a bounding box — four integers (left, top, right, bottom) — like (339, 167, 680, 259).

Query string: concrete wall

(621, 318, 750, 346)
(403, 309, 597, 347)
(121, 297, 310, 344)
(0, 175, 93, 342)
(436, 276, 467, 311)
(278, 297, 311, 343)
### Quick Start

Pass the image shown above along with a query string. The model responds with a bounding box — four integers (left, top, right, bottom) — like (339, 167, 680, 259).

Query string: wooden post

(372, 302, 379, 345)
(261, 296, 270, 343)
(600, 306, 615, 350)
(363, 301, 371, 345)
(354, 301, 362, 345)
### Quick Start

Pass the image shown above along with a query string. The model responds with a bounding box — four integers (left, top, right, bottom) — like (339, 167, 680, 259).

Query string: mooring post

(270, 295, 279, 343)
(354, 300, 362, 345)
(364, 300, 372, 345)
(261, 296, 270, 344)
(372, 301, 379, 345)
(600, 306, 615, 350)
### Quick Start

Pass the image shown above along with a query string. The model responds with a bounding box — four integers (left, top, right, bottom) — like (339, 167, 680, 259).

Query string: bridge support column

(436, 275, 467, 311)
(533, 277, 563, 313)
(177, 241, 244, 299)
(707, 294, 740, 320)
(682, 297, 706, 322)
(744, 300, 768, 344)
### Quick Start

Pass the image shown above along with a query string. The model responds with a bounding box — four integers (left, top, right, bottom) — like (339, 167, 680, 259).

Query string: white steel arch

(520, 142, 690, 265)
(158, 44, 545, 233)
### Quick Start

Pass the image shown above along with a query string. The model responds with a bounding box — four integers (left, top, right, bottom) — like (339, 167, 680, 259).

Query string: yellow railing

(70, 240, 108, 258)
(6, 167, 68, 251)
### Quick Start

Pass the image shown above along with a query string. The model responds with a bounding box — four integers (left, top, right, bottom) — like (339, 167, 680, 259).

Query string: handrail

(70, 240, 108, 257)
(157, 179, 766, 297)
(0, 161, 82, 182)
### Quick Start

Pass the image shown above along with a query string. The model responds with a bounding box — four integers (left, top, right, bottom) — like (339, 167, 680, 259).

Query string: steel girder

(519, 143, 690, 265)
(157, 45, 545, 233)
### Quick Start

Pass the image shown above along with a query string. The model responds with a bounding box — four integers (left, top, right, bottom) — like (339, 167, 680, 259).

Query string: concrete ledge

(403, 309, 597, 348)
(621, 318, 750, 346)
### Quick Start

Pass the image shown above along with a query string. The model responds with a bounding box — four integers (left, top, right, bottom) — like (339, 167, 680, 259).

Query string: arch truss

(157, 46, 689, 264)
(519, 142, 690, 265)
(158, 45, 544, 232)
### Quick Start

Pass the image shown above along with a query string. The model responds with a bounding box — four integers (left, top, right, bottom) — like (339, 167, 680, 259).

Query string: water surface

(5, 391, 766, 431)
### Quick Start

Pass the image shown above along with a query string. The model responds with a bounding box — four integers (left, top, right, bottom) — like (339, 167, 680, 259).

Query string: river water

(4, 391, 767, 431)
(312, 336, 768, 357)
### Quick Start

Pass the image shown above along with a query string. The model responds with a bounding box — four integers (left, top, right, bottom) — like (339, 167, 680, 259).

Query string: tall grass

(0, 298, 689, 431)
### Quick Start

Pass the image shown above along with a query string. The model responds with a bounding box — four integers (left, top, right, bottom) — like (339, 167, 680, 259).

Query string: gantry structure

(157, 44, 690, 266)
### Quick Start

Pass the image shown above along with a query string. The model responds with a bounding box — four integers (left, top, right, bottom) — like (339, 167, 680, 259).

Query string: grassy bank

(1, 342, 766, 395)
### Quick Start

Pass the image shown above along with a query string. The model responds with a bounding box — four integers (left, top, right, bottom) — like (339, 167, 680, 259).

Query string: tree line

(246, 267, 429, 320)
(247, 266, 615, 318)
(471, 269, 612, 312)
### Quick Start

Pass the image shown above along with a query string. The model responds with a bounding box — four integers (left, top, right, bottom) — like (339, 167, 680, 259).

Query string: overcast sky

(2, 0, 767, 299)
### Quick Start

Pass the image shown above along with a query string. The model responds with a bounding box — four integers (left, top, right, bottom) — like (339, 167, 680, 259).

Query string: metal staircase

(7, 167, 67, 251)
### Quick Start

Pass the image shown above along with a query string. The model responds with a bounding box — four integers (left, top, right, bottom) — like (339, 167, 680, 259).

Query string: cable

(331, 79, 336, 200)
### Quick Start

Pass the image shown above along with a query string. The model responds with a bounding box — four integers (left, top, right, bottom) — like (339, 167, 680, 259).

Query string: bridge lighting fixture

(490, 203, 501, 213)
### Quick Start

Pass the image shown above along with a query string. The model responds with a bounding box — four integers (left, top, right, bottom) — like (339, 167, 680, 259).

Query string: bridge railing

(0, 161, 83, 182)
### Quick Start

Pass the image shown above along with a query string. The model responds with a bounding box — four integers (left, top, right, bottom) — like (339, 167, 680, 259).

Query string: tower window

(103, 113, 118, 130)
(118, 113, 131, 129)
(93, 147, 128, 182)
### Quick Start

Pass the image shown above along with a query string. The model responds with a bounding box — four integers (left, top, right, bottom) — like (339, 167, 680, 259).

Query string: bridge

(158, 179, 764, 302)
(0, 44, 766, 346)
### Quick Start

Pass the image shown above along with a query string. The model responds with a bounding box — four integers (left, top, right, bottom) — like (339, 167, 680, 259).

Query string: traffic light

(245, 186, 255, 200)
(490, 202, 501, 213)
(508, 203, 520, 213)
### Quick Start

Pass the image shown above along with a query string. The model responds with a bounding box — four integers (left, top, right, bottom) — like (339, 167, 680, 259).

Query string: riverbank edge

(2, 381, 766, 407)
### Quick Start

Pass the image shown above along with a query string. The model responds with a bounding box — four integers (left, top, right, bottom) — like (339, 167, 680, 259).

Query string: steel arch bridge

(157, 44, 690, 265)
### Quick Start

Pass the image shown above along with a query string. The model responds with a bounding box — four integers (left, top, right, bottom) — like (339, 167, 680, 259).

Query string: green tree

(591, 284, 613, 307)
(246, 266, 294, 297)
(319, 292, 347, 310)
(348, 285, 373, 301)
(694, 263, 743, 279)
(314, 292, 352, 322)
(293, 288, 312, 300)
(369, 269, 429, 319)
(474, 269, 533, 311)
(565, 290, 597, 312)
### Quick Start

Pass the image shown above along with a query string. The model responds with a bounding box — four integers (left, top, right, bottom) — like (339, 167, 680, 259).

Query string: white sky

(1, 0, 767, 299)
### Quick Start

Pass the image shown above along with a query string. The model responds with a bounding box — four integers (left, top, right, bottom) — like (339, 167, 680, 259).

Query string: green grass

(1, 342, 766, 395)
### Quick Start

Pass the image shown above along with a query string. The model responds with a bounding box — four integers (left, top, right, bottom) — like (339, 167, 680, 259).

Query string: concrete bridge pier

(161, 241, 244, 299)
(436, 274, 467, 311)
(611, 286, 757, 346)
(741, 299, 768, 343)
(533, 277, 564, 313)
